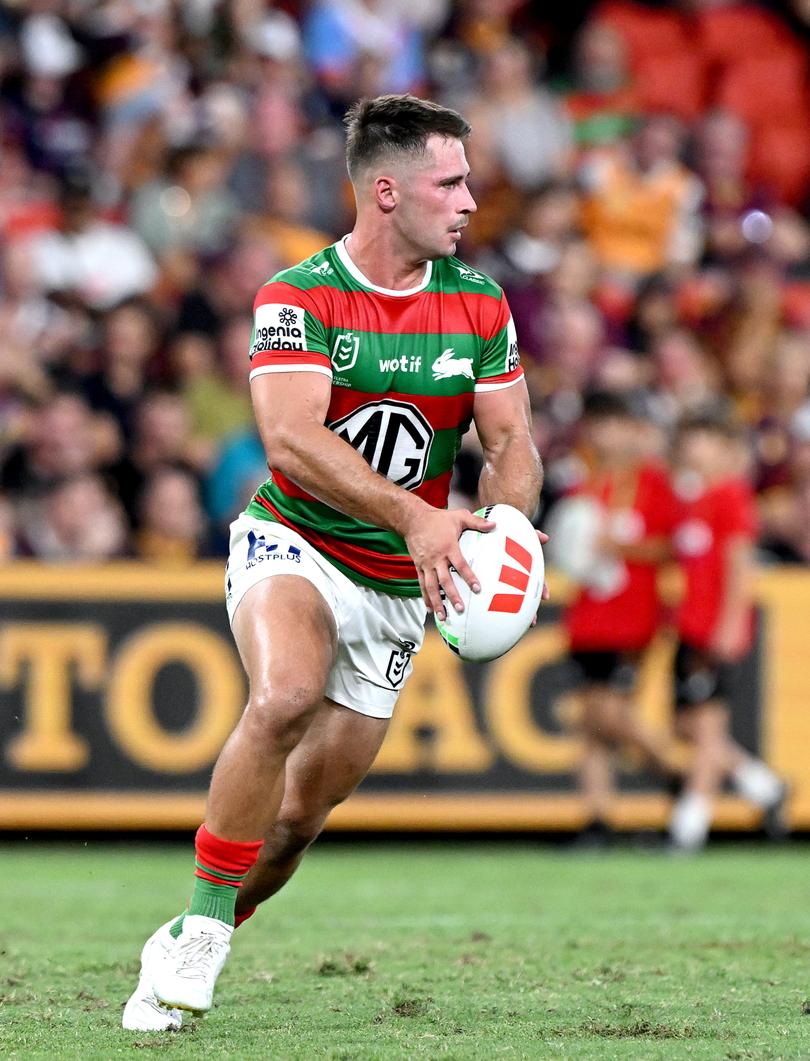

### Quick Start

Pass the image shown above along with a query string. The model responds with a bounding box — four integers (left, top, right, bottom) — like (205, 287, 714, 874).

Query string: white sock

(732, 758, 782, 808)
(670, 792, 711, 851)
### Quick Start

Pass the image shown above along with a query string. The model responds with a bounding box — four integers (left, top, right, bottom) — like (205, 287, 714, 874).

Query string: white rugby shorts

(225, 513, 427, 718)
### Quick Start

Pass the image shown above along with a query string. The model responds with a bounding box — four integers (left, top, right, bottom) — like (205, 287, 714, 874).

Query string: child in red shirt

(554, 392, 680, 843)
(669, 413, 787, 850)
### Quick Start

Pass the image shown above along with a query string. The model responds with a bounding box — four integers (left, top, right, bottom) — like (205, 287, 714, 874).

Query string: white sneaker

(122, 920, 183, 1031)
(152, 914, 233, 1015)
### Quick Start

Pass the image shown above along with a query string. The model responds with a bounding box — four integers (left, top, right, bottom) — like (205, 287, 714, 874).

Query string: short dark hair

(583, 389, 641, 421)
(675, 407, 743, 443)
(344, 94, 471, 181)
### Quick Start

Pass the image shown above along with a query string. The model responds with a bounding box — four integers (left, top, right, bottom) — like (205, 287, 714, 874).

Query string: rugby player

(669, 413, 787, 851)
(123, 94, 544, 1031)
(563, 392, 679, 845)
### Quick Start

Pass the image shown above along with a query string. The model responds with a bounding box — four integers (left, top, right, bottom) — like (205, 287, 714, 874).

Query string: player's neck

(344, 227, 429, 292)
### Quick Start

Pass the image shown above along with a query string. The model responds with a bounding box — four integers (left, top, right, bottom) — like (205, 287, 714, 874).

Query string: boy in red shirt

(558, 392, 679, 844)
(669, 413, 787, 851)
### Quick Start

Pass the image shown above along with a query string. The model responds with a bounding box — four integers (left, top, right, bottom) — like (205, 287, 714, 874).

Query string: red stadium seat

(633, 52, 707, 121)
(696, 4, 801, 66)
(715, 54, 809, 127)
(749, 123, 810, 206)
(595, 0, 690, 63)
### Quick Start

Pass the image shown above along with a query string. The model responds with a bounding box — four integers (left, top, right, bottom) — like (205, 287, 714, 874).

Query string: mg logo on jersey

(432, 348, 474, 381)
(329, 399, 433, 490)
(489, 536, 534, 614)
(331, 332, 360, 372)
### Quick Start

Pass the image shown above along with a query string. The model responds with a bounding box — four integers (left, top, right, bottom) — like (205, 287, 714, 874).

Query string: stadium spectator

(554, 392, 679, 845)
(560, 20, 640, 149)
(669, 413, 788, 851)
(72, 297, 166, 444)
(303, 0, 430, 111)
(16, 472, 128, 562)
(0, 390, 109, 503)
(107, 390, 206, 532)
(135, 465, 210, 564)
(578, 114, 704, 285)
(130, 144, 240, 261)
(174, 315, 255, 462)
(462, 38, 573, 191)
(693, 110, 810, 270)
(27, 168, 158, 311)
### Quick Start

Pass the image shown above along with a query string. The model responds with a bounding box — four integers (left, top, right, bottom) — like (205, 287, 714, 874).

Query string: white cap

(21, 14, 83, 78)
(250, 13, 301, 62)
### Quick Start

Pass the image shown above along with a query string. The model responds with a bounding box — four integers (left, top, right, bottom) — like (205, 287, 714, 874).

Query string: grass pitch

(1, 841, 809, 1059)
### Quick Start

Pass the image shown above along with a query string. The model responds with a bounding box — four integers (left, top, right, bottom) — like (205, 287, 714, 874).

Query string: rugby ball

(435, 503, 544, 662)
(544, 495, 627, 596)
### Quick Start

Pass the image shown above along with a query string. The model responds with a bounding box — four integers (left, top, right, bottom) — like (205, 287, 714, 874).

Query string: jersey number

(329, 399, 434, 491)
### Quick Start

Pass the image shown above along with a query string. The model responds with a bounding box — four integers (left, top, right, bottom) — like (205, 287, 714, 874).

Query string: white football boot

(152, 914, 233, 1015)
(122, 920, 183, 1031)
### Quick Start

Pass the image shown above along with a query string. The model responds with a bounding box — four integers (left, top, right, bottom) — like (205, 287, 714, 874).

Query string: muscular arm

(252, 371, 422, 533)
(251, 371, 491, 616)
(473, 380, 543, 518)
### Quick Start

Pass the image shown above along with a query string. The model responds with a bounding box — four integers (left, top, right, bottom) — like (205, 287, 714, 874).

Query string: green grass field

(1, 841, 809, 1060)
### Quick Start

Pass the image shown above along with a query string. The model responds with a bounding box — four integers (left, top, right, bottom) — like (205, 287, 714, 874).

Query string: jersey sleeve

(248, 281, 332, 382)
(475, 291, 524, 393)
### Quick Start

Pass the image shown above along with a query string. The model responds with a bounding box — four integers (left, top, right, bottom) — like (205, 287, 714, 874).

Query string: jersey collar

(335, 235, 432, 297)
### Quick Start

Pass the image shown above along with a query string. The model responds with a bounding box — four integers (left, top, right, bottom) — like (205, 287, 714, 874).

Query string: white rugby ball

(435, 503, 544, 662)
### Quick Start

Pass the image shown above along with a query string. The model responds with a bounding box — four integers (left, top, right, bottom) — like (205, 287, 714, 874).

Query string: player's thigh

(232, 574, 338, 708)
(279, 697, 388, 824)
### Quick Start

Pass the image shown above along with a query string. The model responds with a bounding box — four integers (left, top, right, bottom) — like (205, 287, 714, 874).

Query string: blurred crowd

(1, 0, 810, 565)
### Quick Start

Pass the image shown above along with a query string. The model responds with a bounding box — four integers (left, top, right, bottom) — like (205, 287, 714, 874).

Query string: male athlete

(123, 94, 543, 1031)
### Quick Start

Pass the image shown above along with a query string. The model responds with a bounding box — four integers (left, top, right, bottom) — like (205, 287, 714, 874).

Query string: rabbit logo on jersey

(250, 304, 306, 357)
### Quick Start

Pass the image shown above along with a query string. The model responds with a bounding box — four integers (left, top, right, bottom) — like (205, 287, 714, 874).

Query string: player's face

(396, 136, 477, 260)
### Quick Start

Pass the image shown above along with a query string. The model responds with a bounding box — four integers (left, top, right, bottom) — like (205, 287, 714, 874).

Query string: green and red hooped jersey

(245, 236, 524, 597)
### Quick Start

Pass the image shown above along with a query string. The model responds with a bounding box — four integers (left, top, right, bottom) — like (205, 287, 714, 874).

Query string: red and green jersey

(245, 236, 524, 597)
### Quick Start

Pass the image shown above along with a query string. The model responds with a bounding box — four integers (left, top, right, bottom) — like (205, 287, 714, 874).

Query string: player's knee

(244, 681, 322, 751)
(272, 811, 328, 855)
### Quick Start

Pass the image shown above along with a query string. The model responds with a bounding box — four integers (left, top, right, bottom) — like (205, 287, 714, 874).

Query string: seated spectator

(27, 168, 158, 311)
(579, 115, 704, 286)
(750, 332, 810, 495)
(206, 430, 267, 552)
(16, 473, 128, 561)
(560, 21, 641, 149)
(481, 180, 580, 286)
(4, 11, 92, 178)
(173, 315, 254, 463)
(649, 327, 722, 426)
(0, 390, 106, 502)
(247, 157, 335, 268)
(107, 390, 207, 530)
(73, 297, 166, 443)
(463, 38, 572, 191)
(304, 0, 428, 111)
(135, 466, 211, 564)
(694, 110, 810, 270)
(130, 144, 240, 261)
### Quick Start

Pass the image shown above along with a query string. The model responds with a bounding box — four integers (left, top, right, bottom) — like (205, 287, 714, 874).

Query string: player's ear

(373, 175, 398, 213)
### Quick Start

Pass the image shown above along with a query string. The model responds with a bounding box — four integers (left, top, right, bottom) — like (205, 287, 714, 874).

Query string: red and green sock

(170, 824, 262, 936)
